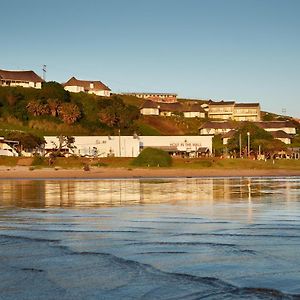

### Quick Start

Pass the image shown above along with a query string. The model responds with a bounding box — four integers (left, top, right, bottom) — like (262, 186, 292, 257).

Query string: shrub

(31, 155, 45, 166)
(131, 147, 172, 167)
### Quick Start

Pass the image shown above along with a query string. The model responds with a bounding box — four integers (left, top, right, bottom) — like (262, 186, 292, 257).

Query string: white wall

(2, 81, 42, 89)
(200, 128, 232, 135)
(140, 108, 159, 115)
(183, 112, 205, 118)
(64, 86, 84, 93)
(265, 127, 296, 135)
(139, 136, 213, 153)
(45, 136, 140, 157)
(44, 135, 213, 157)
(64, 86, 111, 97)
(88, 90, 111, 97)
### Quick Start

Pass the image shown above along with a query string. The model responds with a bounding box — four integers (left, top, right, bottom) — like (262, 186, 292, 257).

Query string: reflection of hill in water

(0, 178, 298, 209)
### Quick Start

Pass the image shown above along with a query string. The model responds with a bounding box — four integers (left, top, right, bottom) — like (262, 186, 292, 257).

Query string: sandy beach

(0, 166, 300, 179)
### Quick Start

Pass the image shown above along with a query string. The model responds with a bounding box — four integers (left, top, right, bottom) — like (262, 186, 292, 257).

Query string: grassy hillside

(0, 84, 207, 137)
(0, 84, 298, 140)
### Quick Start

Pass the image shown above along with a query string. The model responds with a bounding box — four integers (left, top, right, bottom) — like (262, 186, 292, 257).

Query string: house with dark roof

(159, 102, 182, 116)
(140, 100, 160, 116)
(207, 100, 261, 121)
(270, 130, 292, 144)
(233, 103, 261, 121)
(208, 101, 235, 120)
(0, 69, 44, 89)
(63, 77, 111, 97)
(140, 100, 206, 118)
(181, 103, 206, 118)
(200, 120, 296, 145)
(254, 121, 297, 135)
(199, 121, 237, 135)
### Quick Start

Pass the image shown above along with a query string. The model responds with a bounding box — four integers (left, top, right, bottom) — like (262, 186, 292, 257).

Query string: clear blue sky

(1, 0, 299, 117)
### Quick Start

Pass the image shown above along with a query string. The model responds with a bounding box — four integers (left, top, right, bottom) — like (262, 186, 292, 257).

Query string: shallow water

(0, 177, 300, 299)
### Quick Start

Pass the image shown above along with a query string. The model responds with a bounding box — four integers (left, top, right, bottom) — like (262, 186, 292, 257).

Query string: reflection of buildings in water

(285, 181, 291, 203)
(0, 180, 46, 208)
(247, 178, 253, 223)
(44, 180, 141, 207)
(140, 179, 214, 205)
(1, 178, 297, 209)
(42, 179, 215, 208)
(211, 178, 264, 203)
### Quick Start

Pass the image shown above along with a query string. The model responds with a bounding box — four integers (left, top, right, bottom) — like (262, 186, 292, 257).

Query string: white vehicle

(0, 149, 17, 157)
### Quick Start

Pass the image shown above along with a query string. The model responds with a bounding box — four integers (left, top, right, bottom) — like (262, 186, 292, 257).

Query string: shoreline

(0, 166, 300, 179)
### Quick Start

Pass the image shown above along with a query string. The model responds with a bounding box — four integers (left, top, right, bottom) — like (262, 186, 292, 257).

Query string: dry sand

(0, 166, 300, 179)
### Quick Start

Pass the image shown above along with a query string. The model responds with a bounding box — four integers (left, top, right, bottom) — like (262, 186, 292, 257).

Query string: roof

(63, 77, 111, 91)
(271, 130, 292, 139)
(222, 129, 236, 138)
(141, 100, 205, 113)
(199, 121, 237, 130)
(234, 103, 260, 108)
(140, 100, 160, 109)
(124, 92, 177, 97)
(208, 100, 235, 106)
(181, 103, 205, 112)
(0, 69, 43, 82)
(197, 147, 210, 153)
(255, 121, 296, 129)
(145, 145, 178, 152)
(159, 102, 182, 112)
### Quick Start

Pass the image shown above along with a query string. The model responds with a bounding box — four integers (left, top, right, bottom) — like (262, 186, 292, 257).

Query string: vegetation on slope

(0, 83, 208, 137)
(0, 83, 140, 136)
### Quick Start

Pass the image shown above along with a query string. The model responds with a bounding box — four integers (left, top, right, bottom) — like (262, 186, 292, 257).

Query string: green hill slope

(0, 84, 206, 137)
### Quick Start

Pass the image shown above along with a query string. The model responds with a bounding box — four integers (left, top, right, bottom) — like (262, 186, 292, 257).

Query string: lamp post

(118, 129, 121, 157)
(239, 133, 242, 158)
(247, 132, 250, 158)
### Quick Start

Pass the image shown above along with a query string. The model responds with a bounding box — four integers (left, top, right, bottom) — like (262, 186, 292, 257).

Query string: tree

(58, 103, 81, 124)
(98, 97, 139, 128)
(5, 132, 45, 153)
(6, 91, 23, 107)
(227, 122, 283, 157)
(212, 134, 225, 157)
(40, 81, 70, 102)
(47, 98, 61, 117)
(260, 139, 287, 158)
(26, 100, 49, 116)
(51, 135, 76, 155)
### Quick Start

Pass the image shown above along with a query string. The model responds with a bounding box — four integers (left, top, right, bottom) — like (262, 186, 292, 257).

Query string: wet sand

(0, 166, 300, 179)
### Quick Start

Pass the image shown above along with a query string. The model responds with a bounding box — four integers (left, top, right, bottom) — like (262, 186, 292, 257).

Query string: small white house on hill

(63, 77, 111, 97)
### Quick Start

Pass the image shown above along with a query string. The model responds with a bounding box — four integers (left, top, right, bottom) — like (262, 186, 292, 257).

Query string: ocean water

(0, 177, 300, 299)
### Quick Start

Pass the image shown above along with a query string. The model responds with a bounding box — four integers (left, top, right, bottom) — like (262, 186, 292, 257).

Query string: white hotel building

(44, 135, 213, 158)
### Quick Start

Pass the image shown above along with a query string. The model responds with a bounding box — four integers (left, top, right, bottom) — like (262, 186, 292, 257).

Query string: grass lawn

(1, 156, 299, 170)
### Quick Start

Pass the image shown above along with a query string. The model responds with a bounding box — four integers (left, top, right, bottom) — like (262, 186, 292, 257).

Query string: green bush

(31, 155, 45, 166)
(131, 147, 172, 167)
